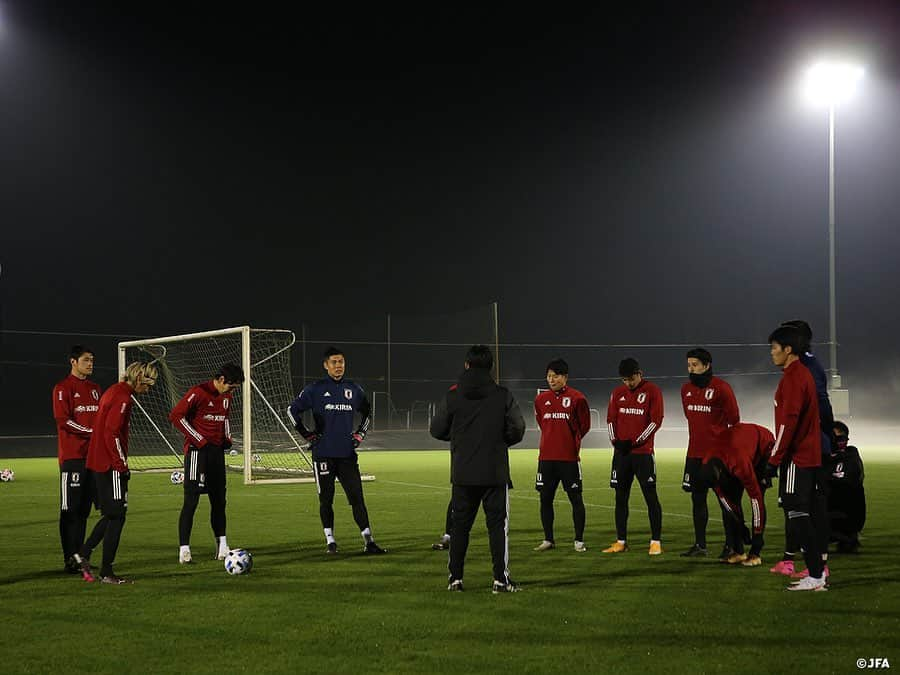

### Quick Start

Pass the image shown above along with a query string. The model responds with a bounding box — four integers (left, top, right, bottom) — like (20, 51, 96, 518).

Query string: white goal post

(118, 326, 315, 484)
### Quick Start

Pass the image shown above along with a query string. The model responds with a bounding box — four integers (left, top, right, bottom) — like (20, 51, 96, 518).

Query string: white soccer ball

(0, 468, 14, 482)
(170, 470, 184, 485)
(224, 548, 253, 575)
(252, 453, 262, 463)
(229, 449, 239, 456)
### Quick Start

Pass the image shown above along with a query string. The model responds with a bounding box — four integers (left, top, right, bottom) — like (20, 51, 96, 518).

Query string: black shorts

(612, 452, 657, 490)
(778, 461, 820, 511)
(60, 458, 91, 516)
(184, 445, 226, 496)
(535, 460, 583, 494)
(314, 455, 364, 501)
(682, 456, 707, 492)
(89, 469, 129, 518)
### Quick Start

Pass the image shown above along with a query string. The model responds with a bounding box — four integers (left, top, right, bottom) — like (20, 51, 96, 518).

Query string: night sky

(2, 2, 900, 435)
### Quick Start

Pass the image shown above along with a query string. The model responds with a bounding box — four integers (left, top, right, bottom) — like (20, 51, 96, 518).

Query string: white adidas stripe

(751, 498, 761, 529)
(636, 422, 657, 444)
(772, 424, 785, 457)
(66, 420, 92, 434)
(502, 485, 510, 582)
(180, 418, 204, 443)
(61, 472, 68, 511)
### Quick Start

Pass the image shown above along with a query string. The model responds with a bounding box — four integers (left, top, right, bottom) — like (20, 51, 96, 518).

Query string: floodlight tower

(802, 59, 864, 414)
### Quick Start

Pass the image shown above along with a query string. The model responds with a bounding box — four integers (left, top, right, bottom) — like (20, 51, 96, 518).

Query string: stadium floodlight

(803, 61, 865, 107)
(801, 58, 864, 409)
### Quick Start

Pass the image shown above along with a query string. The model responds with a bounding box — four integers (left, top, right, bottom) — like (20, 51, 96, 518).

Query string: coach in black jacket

(430, 345, 526, 593)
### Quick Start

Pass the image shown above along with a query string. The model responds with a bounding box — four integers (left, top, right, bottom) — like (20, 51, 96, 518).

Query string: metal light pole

(827, 104, 838, 389)
(803, 59, 863, 414)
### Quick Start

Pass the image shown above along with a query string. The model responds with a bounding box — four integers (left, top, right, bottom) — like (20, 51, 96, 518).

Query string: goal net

(118, 326, 313, 483)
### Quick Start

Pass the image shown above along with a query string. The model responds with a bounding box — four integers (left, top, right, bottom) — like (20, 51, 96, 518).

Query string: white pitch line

(379, 479, 693, 520)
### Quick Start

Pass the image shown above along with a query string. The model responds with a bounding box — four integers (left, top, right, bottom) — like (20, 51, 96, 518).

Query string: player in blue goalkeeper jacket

(287, 346, 385, 555)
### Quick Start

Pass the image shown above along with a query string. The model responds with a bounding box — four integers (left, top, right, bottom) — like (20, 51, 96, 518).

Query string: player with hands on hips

(288, 346, 385, 555)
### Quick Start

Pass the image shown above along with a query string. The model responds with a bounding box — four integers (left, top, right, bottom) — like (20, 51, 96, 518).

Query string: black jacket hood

(458, 368, 496, 400)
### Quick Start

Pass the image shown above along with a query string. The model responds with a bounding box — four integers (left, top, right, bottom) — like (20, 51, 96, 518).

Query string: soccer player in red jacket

(680, 348, 740, 559)
(604, 358, 664, 555)
(765, 326, 828, 591)
(75, 361, 157, 584)
(169, 363, 244, 564)
(703, 423, 774, 567)
(53, 345, 103, 574)
(533, 359, 592, 553)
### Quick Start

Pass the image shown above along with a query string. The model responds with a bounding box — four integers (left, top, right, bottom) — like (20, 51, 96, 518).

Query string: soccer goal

(118, 326, 314, 484)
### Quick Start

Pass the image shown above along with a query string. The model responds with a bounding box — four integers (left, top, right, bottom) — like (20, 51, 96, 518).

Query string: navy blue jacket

(288, 377, 371, 459)
(800, 351, 835, 453)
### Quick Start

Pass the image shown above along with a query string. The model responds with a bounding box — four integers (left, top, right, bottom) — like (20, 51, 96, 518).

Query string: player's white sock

(324, 528, 336, 544)
(441, 534, 450, 543)
(618, 539, 626, 545)
(650, 539, 661, 546)
(217, 536, 229, 554)
(361, 527, 373, 543)
(180, 545, 191, 556)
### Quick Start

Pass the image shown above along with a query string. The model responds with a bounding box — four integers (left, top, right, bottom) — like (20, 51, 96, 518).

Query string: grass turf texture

(1, 449, 897, 674)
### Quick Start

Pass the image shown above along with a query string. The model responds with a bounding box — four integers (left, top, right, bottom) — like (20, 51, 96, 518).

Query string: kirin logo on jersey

(562, 397, 571, 408)
(223, 398, 229, 410)
(637, 393, 647, 404)
(344, 389, 353, 400)
(705, 388, 714, 401)
(91, 390, 99, 401)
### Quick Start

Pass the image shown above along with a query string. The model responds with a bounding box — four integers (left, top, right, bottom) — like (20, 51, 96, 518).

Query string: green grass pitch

(1, 449, 897, 674)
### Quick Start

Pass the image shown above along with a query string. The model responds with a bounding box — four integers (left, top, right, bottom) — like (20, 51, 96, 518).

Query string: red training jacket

(769, 360, 822, 469)
(606, 379, 664, 454)
(52, 374, 103, 465)
(681, 376, 739, 459)
(535, 386, 591, 462)
(168, 381, 235, 454)
(86, 381, 134, 473)
(708, 423, 774, 535)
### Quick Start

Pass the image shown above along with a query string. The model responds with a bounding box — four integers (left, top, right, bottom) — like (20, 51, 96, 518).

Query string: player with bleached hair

(74, 361, 157, 584)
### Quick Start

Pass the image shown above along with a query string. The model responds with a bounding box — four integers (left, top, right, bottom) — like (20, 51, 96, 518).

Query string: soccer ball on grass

(0, 468, 15, 482)
(224, 548, 253, 575)
(170, 470, 184, 484)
